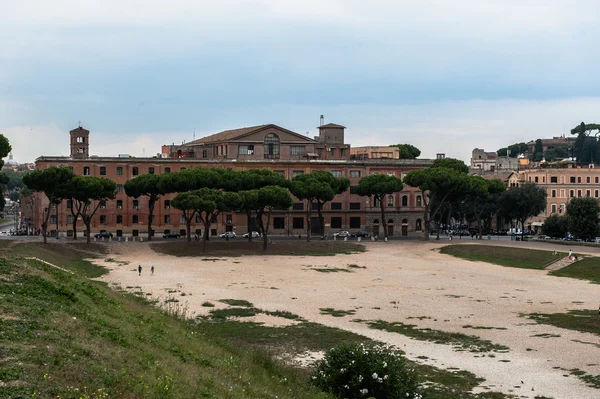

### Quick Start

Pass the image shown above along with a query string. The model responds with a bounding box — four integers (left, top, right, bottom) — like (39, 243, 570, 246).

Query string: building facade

(30, 125, 433, 238)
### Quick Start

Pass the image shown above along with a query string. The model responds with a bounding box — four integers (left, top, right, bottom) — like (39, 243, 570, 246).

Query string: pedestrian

(138, 265, 142, 276)
(568, 249, 572, 260)
(151, 265, 155, 275)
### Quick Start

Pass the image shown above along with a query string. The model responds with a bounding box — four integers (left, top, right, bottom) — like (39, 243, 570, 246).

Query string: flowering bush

(311, 343, 422, 399)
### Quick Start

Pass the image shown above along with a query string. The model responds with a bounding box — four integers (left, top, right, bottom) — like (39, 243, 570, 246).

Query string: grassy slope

(150, 240, 365, 257)
(550, 257, 600, 284)
(527, 310, 600, 338)
(440, 245, 562, 270)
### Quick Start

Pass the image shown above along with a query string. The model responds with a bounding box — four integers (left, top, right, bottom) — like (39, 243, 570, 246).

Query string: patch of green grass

(440, 245, 561, 269)
(150, 241, 365, 257)
(319, 308, 356, 317)
(201, 301, 215, 307)
(264, 310, 306, 321)
(210, 307, 261, 319)
(312, 267, 353, 273)
(570, 369, 600, 389)
(549, 257, 600, 284)
(355, 319, 510, 353)
(219, 299, 253, 307)
(530, 333, 561, 338)
(347, 263, 366, 269)
(462, 325, 507, 330)
(527, 310, 600, 336)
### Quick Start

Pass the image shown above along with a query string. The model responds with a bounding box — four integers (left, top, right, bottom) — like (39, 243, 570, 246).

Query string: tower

(70, 126, 90, 158)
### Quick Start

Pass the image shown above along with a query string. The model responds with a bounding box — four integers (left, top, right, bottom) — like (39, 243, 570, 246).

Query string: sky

(2, 0, 600, 163)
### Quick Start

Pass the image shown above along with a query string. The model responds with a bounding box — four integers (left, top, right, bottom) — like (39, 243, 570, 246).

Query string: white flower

(358, 375, 363, 382)
(343, 385, 350, 389)
(340, 368, 346, 374)
(372, 373, 378, 379)
(384, 375, 388, 380)
(360, 388, 369, 395)
(383, 362, 387, 368)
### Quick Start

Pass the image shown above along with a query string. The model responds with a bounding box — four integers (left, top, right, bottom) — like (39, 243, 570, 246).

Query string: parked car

(219, 232, 237, 239)
(242, 231, 261, 238)
(94, 231, 113, 239)
(351, 231, 370, 238)
(333, 230, 351, 238)
(162, 232, 181, 238)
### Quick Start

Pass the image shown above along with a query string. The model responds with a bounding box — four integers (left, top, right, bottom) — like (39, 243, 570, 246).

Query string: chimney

(320, 115, 324, 126)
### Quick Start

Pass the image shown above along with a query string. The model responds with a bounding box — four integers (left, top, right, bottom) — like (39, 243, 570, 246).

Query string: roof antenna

(320, 115, 324, 126)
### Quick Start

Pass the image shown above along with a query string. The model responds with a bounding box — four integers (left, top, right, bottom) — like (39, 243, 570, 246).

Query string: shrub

(312, 343, 422, 399)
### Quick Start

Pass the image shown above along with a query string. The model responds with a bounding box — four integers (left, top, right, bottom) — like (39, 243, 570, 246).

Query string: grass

(527, 310, 600, 337)
(219, 299, 254, 307)
(549, 257, 600, 283)
(319, 308, 356, 317)
(354, 320, 510, 353)
(0, 243, 513, 399)
(312, 267, 353, 273)
(347, 263, 367, 269)
(150, 240, 365, 257)
(440, 245, 562, 269)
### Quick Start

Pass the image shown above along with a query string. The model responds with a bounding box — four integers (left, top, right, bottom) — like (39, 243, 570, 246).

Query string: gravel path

(94, 241, 600, 399)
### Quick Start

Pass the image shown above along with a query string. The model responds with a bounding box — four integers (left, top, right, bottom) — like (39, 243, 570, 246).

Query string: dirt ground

(93, 240, 600, 399)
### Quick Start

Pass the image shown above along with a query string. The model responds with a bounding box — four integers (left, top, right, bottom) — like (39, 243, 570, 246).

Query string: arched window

(387, 219, 394, 225)
(416, 195, 422, 207)
(373, 219, 379, 224)
(387, 195, 394, 207)
(402, 195, 408, 207)
(264, 133, 280, 159)
(416, 219, 422, 231)
(202, 150, 207, 159)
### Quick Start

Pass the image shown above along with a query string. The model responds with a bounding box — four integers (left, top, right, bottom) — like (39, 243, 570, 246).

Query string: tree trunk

(436, 219, 441, 240)
(186, 219, 192, 243)
(70, 205, 78, 240)
(306, 200, 312, 242)
(317, 202, 325, 239)
(380, 199, 387, 239)
(477, 214, 482, 240)
(147, 197, 155, 242)
(85, 219, 91, 244)
(41, 202, 53, 244)
(247, 211, 253, 242)
(422, 199, 430, 241)
(203, 222, 211, 252)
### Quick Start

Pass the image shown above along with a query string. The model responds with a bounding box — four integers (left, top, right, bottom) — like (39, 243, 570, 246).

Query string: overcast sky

(2, 0, 600, 163)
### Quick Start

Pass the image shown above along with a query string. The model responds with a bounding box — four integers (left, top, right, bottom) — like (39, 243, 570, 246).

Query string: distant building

(470, 148, 520, 174)
(526, 136, 576, 160)
(350, 146, 400, 160)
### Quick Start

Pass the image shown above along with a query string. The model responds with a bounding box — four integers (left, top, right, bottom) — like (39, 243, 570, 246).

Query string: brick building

(30, 125, 432, 238)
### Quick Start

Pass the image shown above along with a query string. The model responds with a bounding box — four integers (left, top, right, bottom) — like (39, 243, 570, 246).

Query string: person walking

(568, 249, 572, 260)
(151, 265, 155, 275)
(138, 265, 142, 276)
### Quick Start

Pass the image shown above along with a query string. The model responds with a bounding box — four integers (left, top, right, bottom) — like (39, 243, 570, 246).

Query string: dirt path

(93, 241, 600, 399)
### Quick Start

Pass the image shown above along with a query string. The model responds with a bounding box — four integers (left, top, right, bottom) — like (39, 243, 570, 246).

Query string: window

(291, 146, 306, 156)
(132, 229, 139, 237)
(164, 215, 171, 224)
(211, 214, 217, 223)
(133, 200, 139, 209)
(387, 195, 394, 207)
(226, 214, 232, 224)
(550, 176, 557, 183)
(311, 202, 321, 210)
(116, 215, 123, 224)
(402, 195, 408, 207)
(349, 217, 361, 229)
(331, 171, 342, 177)
(202, 150, 207, 158)
(132, 215, 138, 224)
(534, 176, 538, 183)
(349, 202, 361, 210)
(273, 217, 285, 229)
(149, 167, 155, 174)
(551, 204, 557, 213)
(416, 219, 422, 231)
(587, 176, 591, 183)
(374, 197, 380, 207)
(196, 214, 202, 223)
(292, 170, 304, 177)
(350, 170, 361, 178)
(596, 177, 599, 184)
(99, 200, 106, 209)
(83, 166, 90, 176)
(551, 190, 556, 198)
(67, 215, 73, 224)
(587, 190, 591, 197)
(578, 177, 582, 183)
(596, 190, 599, 198)
(117, 200, 123, 209)
(50, 215, 57, 224)
(387, 172, 394, 176)
(350, 186, 358, 194)
(340, 148, 346, 157)
(238, 145, 255, 155)
(164, 200, 170, 209)
(100, 215, 107, 224)
(331, 217, 342, 229)
(570, 176, 576, 183)
(100, 166, 106, 176)
(77, 136, 84, 143)
(542, 177, 545, 183)
(264, 133, 280, 158)
(132, 167, 139, 176)
(578, 190, 582, 198)
(116, 167, 123, 176)
(570, 190, 574, 198)
(164, 167, 171, 173)
(416, 195, 422, 207)
(293, 202, 304, 210)
(117, 184, 123, 193)
(293, 217, 304, 229)
(331, 202, 342, 210)
(328, 148, 335, 157)
(66, 199, 72, 209)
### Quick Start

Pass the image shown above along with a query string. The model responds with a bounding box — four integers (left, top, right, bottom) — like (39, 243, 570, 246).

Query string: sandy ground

(93, 241, 600, 399)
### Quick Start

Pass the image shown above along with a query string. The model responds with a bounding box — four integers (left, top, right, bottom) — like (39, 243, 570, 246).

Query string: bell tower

(70, 125, 90, 158)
